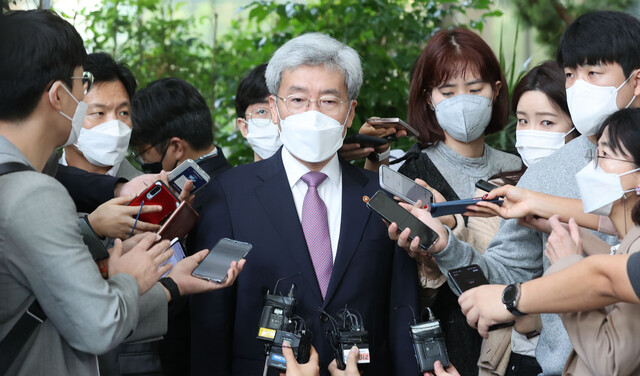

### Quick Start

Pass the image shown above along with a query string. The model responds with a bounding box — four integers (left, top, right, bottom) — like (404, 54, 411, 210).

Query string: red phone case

(128, 180, 180, 225)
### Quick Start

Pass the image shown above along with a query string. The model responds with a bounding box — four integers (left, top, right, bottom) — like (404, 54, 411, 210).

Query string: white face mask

(434, 94, 492, 143)
(566, 73, 636, 136)
(515, 128, 574, 167)
(49, 83, 88, 147)
(245, 119, 282, 159)
(277, 107, 350, 163)
(75, 119, 132, 167)
(576, 160, 640, 216)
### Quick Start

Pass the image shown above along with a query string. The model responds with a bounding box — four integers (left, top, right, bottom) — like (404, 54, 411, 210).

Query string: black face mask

(140, 141, 170, 174)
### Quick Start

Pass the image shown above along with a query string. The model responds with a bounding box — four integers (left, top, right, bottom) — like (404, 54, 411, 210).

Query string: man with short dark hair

(61, 52, 141, 179)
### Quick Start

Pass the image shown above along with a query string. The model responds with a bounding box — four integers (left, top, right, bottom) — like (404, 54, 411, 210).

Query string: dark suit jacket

(190, 150, 421, 376)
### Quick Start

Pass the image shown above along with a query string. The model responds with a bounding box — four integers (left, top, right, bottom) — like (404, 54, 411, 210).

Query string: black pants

(504, 352, 543, 376)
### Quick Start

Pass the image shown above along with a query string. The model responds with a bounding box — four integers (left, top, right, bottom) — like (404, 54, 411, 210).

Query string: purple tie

(300, 171, 333, 299)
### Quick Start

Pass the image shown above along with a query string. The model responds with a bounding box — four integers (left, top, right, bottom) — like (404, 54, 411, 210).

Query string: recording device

(344, 134, 389, 148)
(367, 117, 420, 138)
(366, 190, 439, 250)
(475, 179, 500, 193)
(324, 307, 371, 371)
(397, 305, 450, 373)
(379, 165, 433, 207)
(128, 180, 180, 225)
(447, 265, 515, 331)
(257, 273, 311, 371)
(191, 238, 251, 283)
(168, 158, 211, 195)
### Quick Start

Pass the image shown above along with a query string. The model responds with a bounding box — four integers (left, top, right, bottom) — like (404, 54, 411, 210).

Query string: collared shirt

(281, 147, 342, 261)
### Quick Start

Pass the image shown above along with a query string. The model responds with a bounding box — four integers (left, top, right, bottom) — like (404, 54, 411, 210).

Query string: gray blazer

(0, 136, 167, 376)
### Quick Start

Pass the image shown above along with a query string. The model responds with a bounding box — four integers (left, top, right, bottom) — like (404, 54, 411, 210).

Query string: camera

(257, 274, 311, 371)
(407, 307, 449, 373)
(324, 307, 371, 370)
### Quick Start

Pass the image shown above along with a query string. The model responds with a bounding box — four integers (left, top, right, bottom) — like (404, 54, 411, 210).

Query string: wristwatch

(502, 283, 527, 316)
(367, 147, 390, 162)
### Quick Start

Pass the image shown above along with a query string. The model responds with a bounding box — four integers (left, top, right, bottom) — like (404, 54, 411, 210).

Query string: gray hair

(265, 33, 363, 100)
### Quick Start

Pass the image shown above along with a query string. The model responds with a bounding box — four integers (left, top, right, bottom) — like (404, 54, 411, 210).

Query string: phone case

(367, 117, 420, 137)
(157, 201, 200, 241)
(168, 159, 210, 195)
(429, 197, 503, 217)
(128, 180, 180, 225)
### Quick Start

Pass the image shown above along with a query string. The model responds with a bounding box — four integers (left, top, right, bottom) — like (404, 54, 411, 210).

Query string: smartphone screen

(379, 165, 433, 207)
(192, 238, 252, 283)
(169, 159, 211, 195)
(366, 190, 439, 250)
(447, 264, 489, 294)
(160, 238, 185, 278)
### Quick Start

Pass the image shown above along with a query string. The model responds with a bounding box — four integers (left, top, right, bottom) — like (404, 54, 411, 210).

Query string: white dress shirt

(281, 147, 342, 261)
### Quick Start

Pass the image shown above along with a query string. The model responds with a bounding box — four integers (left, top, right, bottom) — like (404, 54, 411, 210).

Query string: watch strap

(502, 283, 527, 316)
(159, 277, 180, 301)
(367, 147, 391, 162)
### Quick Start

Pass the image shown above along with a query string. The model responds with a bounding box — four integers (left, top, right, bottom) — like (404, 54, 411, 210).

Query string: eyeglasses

(244, 107, 272, 127)
(133, 140, 167, 165)
(586, 149, 635, 168)
(276, 94, 349, 116)
(71, 71, 94, 95)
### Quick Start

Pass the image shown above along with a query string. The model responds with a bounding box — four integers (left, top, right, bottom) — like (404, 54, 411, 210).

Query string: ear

(425, 89, 435, 110)
(632, 69, 640, 97)
(268, 95, 281, 130)
(169, 137, 186, 161)
(493, 81, 502, 102)
(345, 100, 357, 130)
(237, 117, 249, 137)
(48, 81, 66, 112)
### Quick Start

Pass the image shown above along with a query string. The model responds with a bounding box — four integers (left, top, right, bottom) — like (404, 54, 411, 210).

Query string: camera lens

(146, 185, 161, 200)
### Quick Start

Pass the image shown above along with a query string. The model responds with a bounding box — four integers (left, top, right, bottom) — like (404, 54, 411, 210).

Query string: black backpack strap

(0, 162, 34, 176)
(0, 161, 44, 375)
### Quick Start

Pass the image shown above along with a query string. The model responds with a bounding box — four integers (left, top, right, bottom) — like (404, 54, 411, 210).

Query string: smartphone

(157, 201, 200, 241)
(475, 179, 499, 193)
(128, 180, 180, 225)
(379, 165, 433, 207)
(366, 190, 439, 250)
(344, 134, 388, 148)
(429, 197, 503, 217)
(160, 237, 185, 278)
(192, 238, 252, 283)
(367, 117, 420, 138)
(168, 158, 211, 195)
(447, 265, 515, 331)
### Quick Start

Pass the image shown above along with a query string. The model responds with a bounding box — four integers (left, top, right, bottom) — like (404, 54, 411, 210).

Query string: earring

(635, 186, 640, 195)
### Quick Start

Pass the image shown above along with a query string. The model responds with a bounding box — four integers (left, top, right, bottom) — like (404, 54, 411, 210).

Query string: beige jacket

(546, 225, 640, 376)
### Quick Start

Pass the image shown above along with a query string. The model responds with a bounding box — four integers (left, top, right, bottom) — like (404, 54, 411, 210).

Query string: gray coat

(0, 136, 167, 376)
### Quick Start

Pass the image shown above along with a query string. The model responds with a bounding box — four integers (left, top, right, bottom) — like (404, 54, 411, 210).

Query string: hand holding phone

(429, 197, 503, 217)
(379, 165, 433, 207)
(192, 238, 252, 283)
(127, 180, 180, 225)
(447, 265, 515, 331)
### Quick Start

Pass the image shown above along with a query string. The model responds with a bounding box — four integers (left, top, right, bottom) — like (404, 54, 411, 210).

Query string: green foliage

(510, 0, 636, 56)
(75, 0, 504, 165)
(213, 0, 503, 165)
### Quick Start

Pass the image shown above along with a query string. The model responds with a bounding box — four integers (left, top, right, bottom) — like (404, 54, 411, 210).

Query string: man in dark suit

(190, 33, 421, 375)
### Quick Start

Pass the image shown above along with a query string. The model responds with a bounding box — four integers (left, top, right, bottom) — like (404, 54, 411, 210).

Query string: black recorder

(324, 307, 371, 370)
(257, 274, 311, 371)
(410, 308, 450, 373)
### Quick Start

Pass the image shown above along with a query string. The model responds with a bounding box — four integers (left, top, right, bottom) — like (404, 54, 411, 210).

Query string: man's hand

(88, 195, 161, 239)
(108, 233, 173, 295)
(116, 173, 160, 197)
(458, 284, 515, 338)
(168, 249, 245, 296)
(328, 346, 362, 376)
(387, 202, 449, 255)
(545, 215, 582, 265)
(424, 361, 460, 376)
(280, 342, 320, 376)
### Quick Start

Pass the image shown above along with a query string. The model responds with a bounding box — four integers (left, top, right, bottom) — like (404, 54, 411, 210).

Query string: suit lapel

(254, 151, 323, 301)
(322, 160, 371, 306)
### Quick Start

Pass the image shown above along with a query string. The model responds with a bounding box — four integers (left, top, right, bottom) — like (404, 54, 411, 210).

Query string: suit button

(319, 313, 329, 323)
